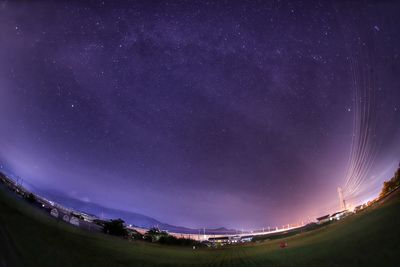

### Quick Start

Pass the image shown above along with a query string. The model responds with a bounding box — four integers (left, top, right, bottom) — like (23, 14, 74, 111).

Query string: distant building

(330, 210, 351, 221)
(240, 236, 253, 242)
(79, 212, 98, 223)
(208, 235, 249, 244)
(63, 214, 70, 222)
(69, 217, 80, 227)
(50, 208, 59, 218)
(208, 236, 230, 244)
(316, 214, 330, 225)
(354, 204, 366, 213)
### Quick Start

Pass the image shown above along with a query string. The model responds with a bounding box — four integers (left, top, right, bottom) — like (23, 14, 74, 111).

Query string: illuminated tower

(337, 187, 346, 210)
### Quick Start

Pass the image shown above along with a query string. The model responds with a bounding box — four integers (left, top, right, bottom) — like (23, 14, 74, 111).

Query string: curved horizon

(1, 1, 400, 230)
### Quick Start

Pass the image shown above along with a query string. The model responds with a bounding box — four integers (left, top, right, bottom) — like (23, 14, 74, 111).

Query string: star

(0, 0, 399, 231)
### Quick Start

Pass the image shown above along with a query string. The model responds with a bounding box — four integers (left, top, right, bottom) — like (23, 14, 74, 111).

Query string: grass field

(1, 186, 399, 267)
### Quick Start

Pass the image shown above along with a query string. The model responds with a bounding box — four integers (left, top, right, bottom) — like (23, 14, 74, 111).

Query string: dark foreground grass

(1, 186, 399, 267)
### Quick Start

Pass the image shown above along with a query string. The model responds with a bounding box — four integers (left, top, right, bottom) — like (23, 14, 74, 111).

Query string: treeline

(143, 228, 201, 246)
(101, 219, 202, 247)
(380, 166, 400, 198)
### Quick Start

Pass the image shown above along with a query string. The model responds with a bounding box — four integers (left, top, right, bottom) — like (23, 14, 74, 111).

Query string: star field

(0, 1, 400, 229)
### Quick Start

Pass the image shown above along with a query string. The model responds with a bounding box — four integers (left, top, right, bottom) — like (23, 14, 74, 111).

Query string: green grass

(1, 186, 399, 267)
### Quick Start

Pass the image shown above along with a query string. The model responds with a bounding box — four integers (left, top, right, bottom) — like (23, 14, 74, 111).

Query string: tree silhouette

(380, 166, 400, 197)
(102, 219, 128, 236)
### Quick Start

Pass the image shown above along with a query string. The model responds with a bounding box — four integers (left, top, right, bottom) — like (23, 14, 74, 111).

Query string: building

(240, 236, 253, 242)
(330, 210, 351, 221)
(316, 214, 330, 225)
(208, 236, 230, 244)
(354, 204, 366, 213)
(79, 212, 98, 223)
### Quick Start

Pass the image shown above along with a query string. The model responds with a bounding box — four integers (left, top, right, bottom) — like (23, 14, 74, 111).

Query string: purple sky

(0, 1, 400, 230)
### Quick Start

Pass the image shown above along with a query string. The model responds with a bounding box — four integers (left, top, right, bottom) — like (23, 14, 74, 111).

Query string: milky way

(0, 1, 399, 229)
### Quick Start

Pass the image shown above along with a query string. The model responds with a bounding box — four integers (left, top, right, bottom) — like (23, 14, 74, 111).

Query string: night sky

(1, 1, 399, 230)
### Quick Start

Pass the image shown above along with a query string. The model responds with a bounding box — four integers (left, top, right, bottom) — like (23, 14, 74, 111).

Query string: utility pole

(338, 187, 346, 210)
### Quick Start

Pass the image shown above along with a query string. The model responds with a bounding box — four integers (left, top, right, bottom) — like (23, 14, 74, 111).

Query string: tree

(144, 227, 168, 242)
(158, 235, 199, 246)
(26, 193, 36, 203)
(380, 167, 400, 197)
(102, 219, 128, 237)
(126, 228, 143, 240)
(143, 228, 201, 246)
